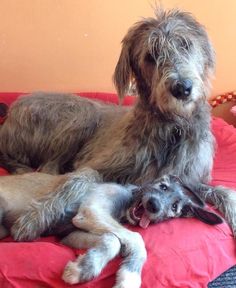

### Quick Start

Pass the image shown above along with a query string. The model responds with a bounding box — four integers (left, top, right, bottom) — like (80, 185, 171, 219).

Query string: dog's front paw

(62, 253, 102, 284)
(62, 254, 97, 284)
(62, 260, 83, 284)
(114, 270, 141, 288)
(11, 215, 41, 241)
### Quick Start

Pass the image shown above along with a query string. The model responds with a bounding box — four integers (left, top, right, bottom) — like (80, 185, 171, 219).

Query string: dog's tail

(197, 184, 236, 236)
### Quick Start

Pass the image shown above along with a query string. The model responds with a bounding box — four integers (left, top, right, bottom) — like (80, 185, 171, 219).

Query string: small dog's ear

(113, 44, 133, 103)
(190, 206, 223, 225)
(183, 186, 205, 208)
(169, 176, 205, 208)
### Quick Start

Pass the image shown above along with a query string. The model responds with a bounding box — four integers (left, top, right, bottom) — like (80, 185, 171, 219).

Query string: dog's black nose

(170, 79, 193, 99)
(146, 197, 160, 213)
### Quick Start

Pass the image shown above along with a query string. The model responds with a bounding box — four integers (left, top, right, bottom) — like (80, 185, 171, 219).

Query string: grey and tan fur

(0, 168, 222, 287)
(0, 9, 236, 233)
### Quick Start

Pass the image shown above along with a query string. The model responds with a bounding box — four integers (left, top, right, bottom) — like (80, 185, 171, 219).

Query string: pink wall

(0, 0, 235, 97)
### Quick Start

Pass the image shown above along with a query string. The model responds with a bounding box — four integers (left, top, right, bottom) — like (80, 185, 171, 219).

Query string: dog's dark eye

(145, 53, 156, 64)
(172, 201, 179, 212)
(160, 183, 168, 191)
(182, 40, 192, 51)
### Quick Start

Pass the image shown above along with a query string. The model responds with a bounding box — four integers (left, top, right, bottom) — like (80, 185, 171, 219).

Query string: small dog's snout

(146, 197, 160, 213)
(170, 79, 193, 99)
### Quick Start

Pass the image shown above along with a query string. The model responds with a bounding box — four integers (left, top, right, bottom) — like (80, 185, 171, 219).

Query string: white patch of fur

(114, 270, 141, 288)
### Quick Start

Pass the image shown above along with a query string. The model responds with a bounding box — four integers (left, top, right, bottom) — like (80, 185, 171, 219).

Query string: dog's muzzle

(146, 197, 160, 213)
(170, 79, 193, 100)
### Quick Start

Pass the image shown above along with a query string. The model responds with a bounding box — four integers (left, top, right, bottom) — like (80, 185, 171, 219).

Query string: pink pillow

(0, 93, 236, 288)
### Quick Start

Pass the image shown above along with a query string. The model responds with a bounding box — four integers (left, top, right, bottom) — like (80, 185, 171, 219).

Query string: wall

(0, 0, 236, 96)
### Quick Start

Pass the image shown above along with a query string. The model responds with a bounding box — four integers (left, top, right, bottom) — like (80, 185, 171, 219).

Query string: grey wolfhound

(0, 168, 222, 287)
(0, 9, 235, 239)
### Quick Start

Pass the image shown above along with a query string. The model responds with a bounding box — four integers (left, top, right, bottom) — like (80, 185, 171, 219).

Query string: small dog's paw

(62, 261, 82, 284)
(62, 254, 96, 284)
(71, 214, 85, 228)
(114, 271, 141, 288)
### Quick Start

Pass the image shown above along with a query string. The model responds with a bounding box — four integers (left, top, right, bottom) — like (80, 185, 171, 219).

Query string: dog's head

(113, 8, 215, 117)
(127, 175, 223, 228)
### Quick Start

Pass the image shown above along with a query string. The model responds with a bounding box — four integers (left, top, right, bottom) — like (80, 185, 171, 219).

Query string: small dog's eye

(172, 201, 179, 212)
(160, 183, 168, 190)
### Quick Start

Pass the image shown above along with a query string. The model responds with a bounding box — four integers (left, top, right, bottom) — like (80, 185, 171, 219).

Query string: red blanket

(0, 92, 236, 288)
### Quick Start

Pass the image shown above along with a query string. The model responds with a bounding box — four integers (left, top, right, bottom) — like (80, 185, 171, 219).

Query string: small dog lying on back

(0, 168, 222, 287)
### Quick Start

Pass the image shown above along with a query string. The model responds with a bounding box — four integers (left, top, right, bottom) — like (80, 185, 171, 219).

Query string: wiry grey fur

(0, 8, 236, 235)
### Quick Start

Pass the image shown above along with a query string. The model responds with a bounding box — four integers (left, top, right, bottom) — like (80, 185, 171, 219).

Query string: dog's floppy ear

(184, 205, 223, 225)
(169, 175, 205, 207)
(184, 187, 205, 208)
(180, 185, 205, 208)
(176, 179, 223, 225)
(113, 42, 133, 102)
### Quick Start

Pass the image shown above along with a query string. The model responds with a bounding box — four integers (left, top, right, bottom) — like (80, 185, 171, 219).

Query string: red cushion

(0, 92, 236, 288)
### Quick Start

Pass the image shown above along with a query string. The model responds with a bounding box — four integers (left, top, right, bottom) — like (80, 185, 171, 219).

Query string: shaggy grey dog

(0, 8, 236, 235)
(0, 168, 220, 287)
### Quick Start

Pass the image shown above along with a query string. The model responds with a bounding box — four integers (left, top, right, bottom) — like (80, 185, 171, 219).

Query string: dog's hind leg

(72, 211, 146, 288)
(61, 230, 104, 249)
(196, 184, 236, 236)
(61, 231, 121, 285)
(11, 168, 101, 241)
